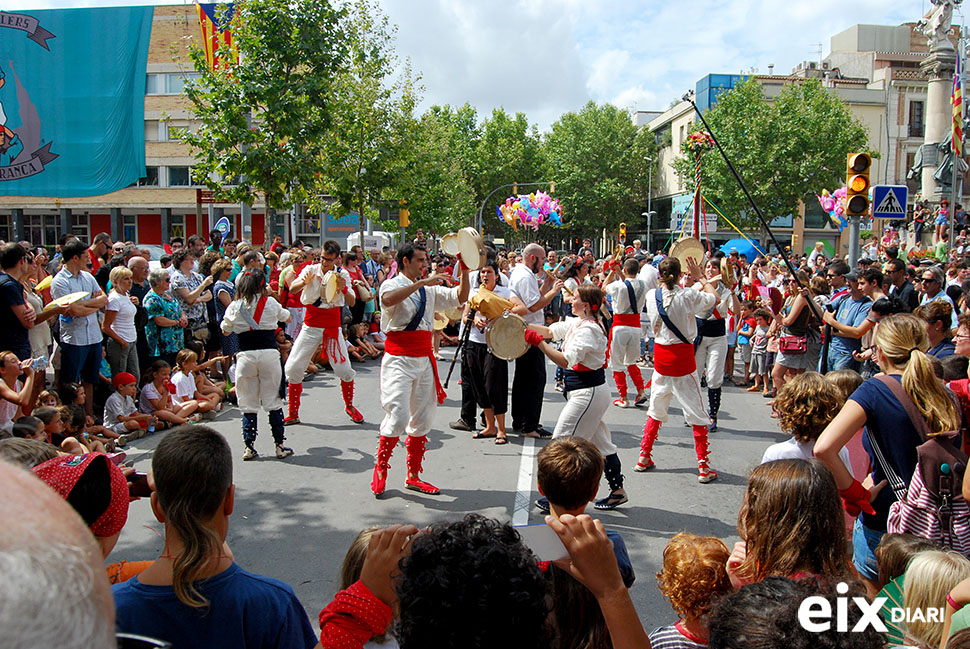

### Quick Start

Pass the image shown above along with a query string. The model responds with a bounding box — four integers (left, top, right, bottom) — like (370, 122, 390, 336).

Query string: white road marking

(512, 436, 537, 525)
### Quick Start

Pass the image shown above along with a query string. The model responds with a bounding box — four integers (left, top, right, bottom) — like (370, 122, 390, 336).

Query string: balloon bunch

(817, 187, 848, 232)
(497, 191, 563, 231)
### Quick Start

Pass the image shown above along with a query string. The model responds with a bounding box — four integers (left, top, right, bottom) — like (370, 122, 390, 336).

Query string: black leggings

(466, 341, 508, 415)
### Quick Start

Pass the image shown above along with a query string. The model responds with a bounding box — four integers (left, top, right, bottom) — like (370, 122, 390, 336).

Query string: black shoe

(532, 425, 552, 438)
(534, 497, 550, 513)
(700, 376, 707, 388)
(449, 419, 474, 432)
(594, 491, 629, 510)
(709, 418, 718, 433)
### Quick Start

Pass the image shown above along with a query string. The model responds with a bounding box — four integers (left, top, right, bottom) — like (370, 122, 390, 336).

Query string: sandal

(472, 431, 497, 439)
(494, 436, 509, 445)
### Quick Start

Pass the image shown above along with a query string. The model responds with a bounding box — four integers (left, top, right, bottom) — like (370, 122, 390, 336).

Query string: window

(123, 214, 137, 242)
(71, 214, 89, 241)
(909, 101, 925, 138)
(0, 214, 10, 242)
(144, 120, 159, 142)
(146, 73, 162, 95)
(146, 72, 202, 96)
(163, 120, 191, 142)
(906, 152, 917, 175)
(137, 167, 159, 187)
(679, 125, 685, 147)
(168, 166, 190, 186)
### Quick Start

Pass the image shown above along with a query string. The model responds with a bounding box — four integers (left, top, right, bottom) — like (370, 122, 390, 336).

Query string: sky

(1, 0, 946, 130)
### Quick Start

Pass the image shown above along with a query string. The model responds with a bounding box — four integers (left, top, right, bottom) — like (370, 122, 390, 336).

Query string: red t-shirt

(87, 248, 101, 273)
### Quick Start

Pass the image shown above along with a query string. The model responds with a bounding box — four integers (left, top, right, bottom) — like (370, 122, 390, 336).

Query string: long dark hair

(235, 269, 265, 302)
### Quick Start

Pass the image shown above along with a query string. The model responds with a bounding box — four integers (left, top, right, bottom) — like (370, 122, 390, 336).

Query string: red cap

(32, 453, 129, 538)
(112, 372, 137, 388)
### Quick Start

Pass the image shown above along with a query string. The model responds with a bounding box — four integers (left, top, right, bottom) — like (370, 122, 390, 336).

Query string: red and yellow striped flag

(953, 53, 963, 158)
(197, 3, 236, 71)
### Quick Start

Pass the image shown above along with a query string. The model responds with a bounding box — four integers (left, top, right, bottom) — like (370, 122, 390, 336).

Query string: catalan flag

(953, 51, 963, 158)
(197, 3, 236, 71)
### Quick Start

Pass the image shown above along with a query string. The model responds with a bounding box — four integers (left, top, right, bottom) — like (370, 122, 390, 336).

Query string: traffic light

(845, 153, 871, 217)
(619, 222, 627, 244)
(399, 199, 409, 228)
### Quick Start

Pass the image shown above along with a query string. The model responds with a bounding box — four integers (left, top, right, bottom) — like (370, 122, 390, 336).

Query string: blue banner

(0, 7, 153, 196)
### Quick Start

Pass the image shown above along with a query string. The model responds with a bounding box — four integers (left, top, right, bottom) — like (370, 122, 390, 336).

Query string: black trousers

(511, 344, 545, 432)
(466, 341, 508, 415)
(459, 343, 477, 425)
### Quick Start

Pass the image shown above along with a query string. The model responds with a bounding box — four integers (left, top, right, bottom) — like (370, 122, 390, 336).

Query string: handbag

(871, 376, 970, 555)
(778, 335, 807, 354)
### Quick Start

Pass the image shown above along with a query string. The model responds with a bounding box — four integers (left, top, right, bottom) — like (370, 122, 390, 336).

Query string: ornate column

(920, 48, 957, 201)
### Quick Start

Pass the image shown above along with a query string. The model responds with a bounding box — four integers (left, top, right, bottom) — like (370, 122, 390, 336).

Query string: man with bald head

(509, 243, 562, 437)
(0, 459, 116, 648)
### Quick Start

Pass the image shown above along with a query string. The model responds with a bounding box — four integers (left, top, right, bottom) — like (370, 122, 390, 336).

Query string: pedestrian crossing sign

(872, 185, 908, 218)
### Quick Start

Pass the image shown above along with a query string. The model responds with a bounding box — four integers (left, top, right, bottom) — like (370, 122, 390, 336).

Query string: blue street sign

(872, 185, 908, 218)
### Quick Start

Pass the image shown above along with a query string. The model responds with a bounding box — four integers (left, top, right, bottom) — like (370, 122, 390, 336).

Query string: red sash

(612, 313, 640, 328)
(304, 304, 341, 337)
(385, 330, 447, 404)
(570, 363, 602, 371)
(654, 343, 697, 377)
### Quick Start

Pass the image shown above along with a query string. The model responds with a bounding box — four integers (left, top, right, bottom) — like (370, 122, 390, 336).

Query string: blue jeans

(826, 346, 860, 373)
(852, 517, 883, 581)
(60, 342, 102, 384)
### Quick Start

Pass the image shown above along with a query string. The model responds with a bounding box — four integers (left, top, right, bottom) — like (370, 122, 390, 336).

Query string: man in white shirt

(508, 243, 562, 437)
(372, 243, 469, 497)
(637, 255, 659, 365)
(605, 258, 648, 407)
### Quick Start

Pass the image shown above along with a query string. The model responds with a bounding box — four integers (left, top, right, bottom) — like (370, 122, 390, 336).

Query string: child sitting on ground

(349, 322, 381, 359)
(184, 339, 228, 399)
(367, 315, 386, 353)
(536, 437, 635, 587)
(139, 360, 199, 427)
(63, 405, 109, 454)
(171, 350, 220, 417)
(761, 372, 852, 473)
(37, 389, 60, 408)
(33, 405, 84, 454)
(59, 381, 115, 441)
(11, 415, 45, 442)
(650, 532, 731, 649)
(103, 372, 153, 447)
(747, 308, 772, 394)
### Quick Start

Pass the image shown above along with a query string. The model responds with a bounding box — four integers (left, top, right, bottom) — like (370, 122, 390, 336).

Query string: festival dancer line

(371, 243, 469, 496)
(693, 256, 739, 432)
(283, 240, 363, 425)
(220, 270, 293, 460)
(639, 256, 720, 483)
(526, 285, 629, 510)
(604, 257, 648, 408)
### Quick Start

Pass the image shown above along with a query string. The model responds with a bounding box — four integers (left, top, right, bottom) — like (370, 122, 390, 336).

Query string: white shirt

(645, 285, 716, 345)
(379, 273, 460, 333)
(298, 265, 352, 309)
(467, 284, 512, 345)
(694, 281, 733, 321)
(637, 263, 659, 292)
(103, 392, 136, 428)
(761, 437, 853, 476)
(605, 278, 646, 315)
(509, 263, 544, 326)
(170, 370, 197, 404)
(221, 297, 290, 334)
(549, 318, 607, 369)
(106, 290, 138, 343)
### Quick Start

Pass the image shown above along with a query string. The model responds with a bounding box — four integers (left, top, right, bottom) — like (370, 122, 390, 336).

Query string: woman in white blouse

(102, 266, 140, 377)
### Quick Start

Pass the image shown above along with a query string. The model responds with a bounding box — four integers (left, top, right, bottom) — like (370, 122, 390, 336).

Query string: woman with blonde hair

(816, 313, 962, 592)
(103, 265, 140, 377)
(900, 551, 970, 649)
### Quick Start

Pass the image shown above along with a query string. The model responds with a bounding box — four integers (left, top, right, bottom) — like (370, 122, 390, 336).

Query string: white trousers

(236, 349, 283, 413)
(379, 354, 435, 438)
(694, 335, 727, 389)
(284, 325, 355, 384)
(610, 325, 641, 371)
(646, 371, 709, 426)
(284, 307, 305, 340)
(553, 383, 617, 456)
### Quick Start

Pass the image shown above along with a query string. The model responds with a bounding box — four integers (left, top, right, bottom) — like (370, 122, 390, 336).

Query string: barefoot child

(139, 360, 199, 427)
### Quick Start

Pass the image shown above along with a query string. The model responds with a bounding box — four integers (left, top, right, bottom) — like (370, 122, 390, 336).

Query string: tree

(543, 101, 657, 242)
(671, 78, 872, 231)
(399, 104, 478, 235)
(473, 108, 545, 237)
(318, 0, 419, 245)
(180, 0, 346, 216)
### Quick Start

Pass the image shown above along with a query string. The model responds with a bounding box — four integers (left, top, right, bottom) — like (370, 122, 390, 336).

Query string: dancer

(604, 258, 648, 408)
(220, 270, 293, 460)
(525, 285, 628, 509)
(693, 256, 739, 432)
(283, 240, 363, 425)
(639, 256, 720, 483)
(371, 243, 469, 496)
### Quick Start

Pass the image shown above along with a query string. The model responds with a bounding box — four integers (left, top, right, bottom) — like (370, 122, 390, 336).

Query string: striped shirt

(648, 624, 706, 649)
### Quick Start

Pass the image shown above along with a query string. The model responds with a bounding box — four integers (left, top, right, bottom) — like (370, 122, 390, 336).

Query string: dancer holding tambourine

(639, 256, 721, 483)
(524, 284, 628, 511)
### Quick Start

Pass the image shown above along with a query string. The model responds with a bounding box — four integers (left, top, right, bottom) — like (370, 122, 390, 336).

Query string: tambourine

(485, 312, 528, 361)
(670, 236, 706, 270)
(441, 233, 460, 256)
(323, 271, 339, 303)
(457, 227, 485, 270)
(433, 311, 449, 331)
(44, 291, 88, 311)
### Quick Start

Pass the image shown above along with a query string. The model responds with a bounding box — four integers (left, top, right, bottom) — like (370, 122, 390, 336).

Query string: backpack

(873, 375, 970, 554)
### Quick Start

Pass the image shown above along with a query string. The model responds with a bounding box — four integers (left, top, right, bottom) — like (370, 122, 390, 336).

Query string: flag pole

(949, 28, 963, 259)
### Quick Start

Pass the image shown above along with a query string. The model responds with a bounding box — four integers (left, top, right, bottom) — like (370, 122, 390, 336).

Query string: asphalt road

(111, 350, 787, 634)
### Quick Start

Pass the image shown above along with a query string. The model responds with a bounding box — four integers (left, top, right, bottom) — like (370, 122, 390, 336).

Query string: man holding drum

(283, 240, 364, 425)
(693, 254, 740, 432)
(604, 258, 649, 408)
(371, 243, 470, 497)
(639, 256, 721, 484)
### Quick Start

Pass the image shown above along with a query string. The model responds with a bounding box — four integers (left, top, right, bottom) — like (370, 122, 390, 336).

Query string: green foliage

(671, 78, 872, 230)
(179, 0, 346, 211)
(543, 101, 657, 239)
